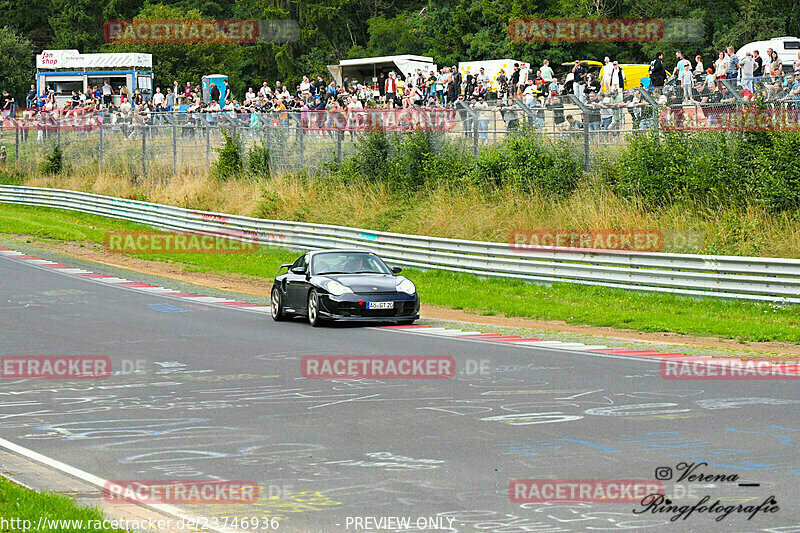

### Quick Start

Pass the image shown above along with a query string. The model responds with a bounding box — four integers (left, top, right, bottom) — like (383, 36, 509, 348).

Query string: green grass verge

(1, 202, 798, 343)
(0, 477, 127, 532)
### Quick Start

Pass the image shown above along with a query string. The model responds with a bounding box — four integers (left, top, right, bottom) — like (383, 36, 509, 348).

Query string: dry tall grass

(11, 165, 800, 258)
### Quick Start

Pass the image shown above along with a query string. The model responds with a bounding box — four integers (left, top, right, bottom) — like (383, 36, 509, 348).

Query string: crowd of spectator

(2, 45, 799, 142)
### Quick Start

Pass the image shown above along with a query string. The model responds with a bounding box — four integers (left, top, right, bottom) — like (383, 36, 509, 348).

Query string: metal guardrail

(1, 184, 799, 303)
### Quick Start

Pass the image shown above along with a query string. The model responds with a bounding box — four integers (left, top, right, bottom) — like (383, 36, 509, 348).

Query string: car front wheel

(271, 288, 286, 321)
(307, 290, 324, 327)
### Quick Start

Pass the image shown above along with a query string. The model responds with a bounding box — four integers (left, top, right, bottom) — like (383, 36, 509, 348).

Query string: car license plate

(367, 301, 394, 310)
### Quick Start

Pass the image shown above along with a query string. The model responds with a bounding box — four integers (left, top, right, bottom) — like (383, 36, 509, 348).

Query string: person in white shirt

(245, 88, 257, 103)
(694, 55, 704, 75)
(259, 82, 271, 98)
(601, 57, 613, 92)
(299, 76, 311, 102)
(152, 87, 164, 108)
(540, 59, 554, 83)
(519, 62, 530, 88)
(609, 61, 625, 92)
(477, 67, 490, 86)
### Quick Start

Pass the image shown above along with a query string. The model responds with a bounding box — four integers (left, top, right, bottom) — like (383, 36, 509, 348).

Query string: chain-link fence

(2, 85, 797, 178)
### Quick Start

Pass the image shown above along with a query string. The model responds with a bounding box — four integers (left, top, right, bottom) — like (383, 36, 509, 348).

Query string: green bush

(247, 141, 271, 178)
(39, 143, 63, 175)
(212, 130, 244, 180)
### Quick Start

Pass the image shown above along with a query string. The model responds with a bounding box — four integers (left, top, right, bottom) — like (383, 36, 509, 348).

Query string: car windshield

(311, 252, 391, 275)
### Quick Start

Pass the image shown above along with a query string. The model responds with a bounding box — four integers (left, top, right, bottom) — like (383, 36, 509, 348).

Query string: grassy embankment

(2, 202, 799, 343)
(0, 477, 127, 532)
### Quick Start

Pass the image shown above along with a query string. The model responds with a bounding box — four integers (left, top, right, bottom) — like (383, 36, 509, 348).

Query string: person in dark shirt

(510, 63, 520, 96)
(753, 50, 764, 79)
(650, 52, 667, 87)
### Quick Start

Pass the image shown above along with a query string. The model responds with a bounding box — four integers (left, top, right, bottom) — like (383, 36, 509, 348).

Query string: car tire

(307, 290, 324, 327)
(271, 288, 287, 322)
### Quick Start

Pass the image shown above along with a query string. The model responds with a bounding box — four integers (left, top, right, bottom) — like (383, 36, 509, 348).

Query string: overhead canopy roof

(37, 50, 153, 70)
(327, 54, 436, 85)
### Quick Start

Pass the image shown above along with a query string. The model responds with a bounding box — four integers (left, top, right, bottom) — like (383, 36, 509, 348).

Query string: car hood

(324, 274, 400, 293)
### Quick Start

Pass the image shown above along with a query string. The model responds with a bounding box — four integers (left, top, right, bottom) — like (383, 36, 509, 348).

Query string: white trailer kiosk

(327, 54, 437, 92)
(36, 49, 153, 108)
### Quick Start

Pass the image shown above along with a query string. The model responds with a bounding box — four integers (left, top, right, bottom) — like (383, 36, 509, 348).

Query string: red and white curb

(0, 246, 272, 314)
(1, 245, 781, 368)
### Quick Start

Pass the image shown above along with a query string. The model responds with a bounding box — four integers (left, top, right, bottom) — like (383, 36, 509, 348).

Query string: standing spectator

(739, 52, 755, 91)
(679, 62, 694, 100)
(385, 71, 397, 108)
(609, 61, 625, 92)
(223, 79, 231, 102)
(725, 46, 739, 81)
(497, 69, 509, 104)
(794, 51, 800, 72)
(518, 62, 530, 94)
(694, 55, 704, 76)
(601, 56, 613, 93)
(210, 82, 221, 104)
(510, 63, 520, 96)
(540, 59, 554, 83)
(152, 87, 164, 110)
(753, 50, 764, 80)
(770, 50, 783, 76)
(474, 96, 489, 144)
(101, 81, 113, 107)
(447, 68, 459, 105)
(26, 85, 36, 110)
(452, 66, 462, 100)
(0, 146, 6, 168)
(165, 88, 175, 111)
(477, 67, 489, 88)
(3, 91, 17, 118)
(675, 52, 690, 75)
(650, 52, 667, 88)
(572, 60, 586, 101)
(714, 51, 728, 80)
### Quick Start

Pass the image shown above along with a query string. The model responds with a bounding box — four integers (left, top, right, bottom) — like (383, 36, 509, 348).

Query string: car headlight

(396, 277, 416, 294)
(324, 279, 353, 296)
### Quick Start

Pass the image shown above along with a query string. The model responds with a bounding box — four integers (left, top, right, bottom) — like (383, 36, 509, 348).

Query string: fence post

(336, 130, 342, 162)
(567, 94, 591, 172)
(172, 123, 177, 175)
(98, 125, 103, 171)
(205, 124, 211, 168)
(141, 122, 146, 180)
(57, 123, 61, 149)
(15, 127, 19, 164)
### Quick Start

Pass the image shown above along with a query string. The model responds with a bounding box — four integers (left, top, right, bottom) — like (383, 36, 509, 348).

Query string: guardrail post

(141, 122, 147, 181)
(567, 94, 591, 172)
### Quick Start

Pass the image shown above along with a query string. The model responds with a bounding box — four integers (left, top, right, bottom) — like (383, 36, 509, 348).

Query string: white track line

(0, 437, 245, 533)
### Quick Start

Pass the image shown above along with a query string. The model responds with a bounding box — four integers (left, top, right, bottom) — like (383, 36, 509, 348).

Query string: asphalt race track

(2, 250, 800, 533)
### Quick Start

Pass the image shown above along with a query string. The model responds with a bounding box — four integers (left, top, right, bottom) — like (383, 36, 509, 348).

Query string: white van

(736, 36, 800, 70)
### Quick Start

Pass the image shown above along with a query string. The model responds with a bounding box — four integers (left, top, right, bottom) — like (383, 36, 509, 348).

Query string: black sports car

(270, 249, 420, 326)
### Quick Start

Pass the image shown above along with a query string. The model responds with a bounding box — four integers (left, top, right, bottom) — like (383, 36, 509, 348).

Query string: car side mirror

(290, 266, 307, 276)
(278, 263, 292, 272)
(391, 266, 402, 274)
